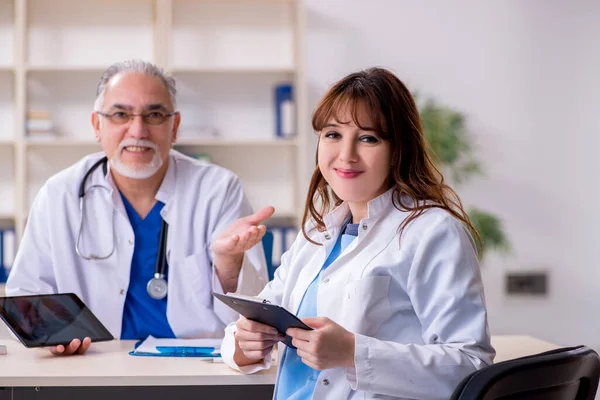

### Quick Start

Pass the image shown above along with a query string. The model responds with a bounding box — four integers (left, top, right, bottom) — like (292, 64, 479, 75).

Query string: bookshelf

(0, 0, 308, 247)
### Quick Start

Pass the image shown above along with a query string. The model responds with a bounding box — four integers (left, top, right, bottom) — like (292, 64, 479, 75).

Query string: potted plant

(419, 98, 510, 261)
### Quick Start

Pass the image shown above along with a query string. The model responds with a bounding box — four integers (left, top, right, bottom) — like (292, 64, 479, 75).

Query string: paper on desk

(131, 335, 222, 356)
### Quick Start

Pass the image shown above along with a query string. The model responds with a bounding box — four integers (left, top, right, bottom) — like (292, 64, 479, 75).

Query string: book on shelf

(0, 228, 15, 283)
(26, 109, 56, 138)
(191, 152, 212, 165)
(26, 119, 54, 132)
(265, 226, 297, 279)
(27, 110, 51, 120)
(275, 83, 295, 139)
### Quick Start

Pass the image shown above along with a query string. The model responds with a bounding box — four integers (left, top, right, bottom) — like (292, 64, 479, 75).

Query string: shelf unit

(0, 0, 308, 245)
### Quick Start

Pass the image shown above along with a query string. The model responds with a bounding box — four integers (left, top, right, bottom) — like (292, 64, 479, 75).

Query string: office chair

(450, 345, 600, 400)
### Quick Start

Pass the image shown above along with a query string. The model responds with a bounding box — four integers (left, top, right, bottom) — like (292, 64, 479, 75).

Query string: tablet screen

(0, 293, 114, 347)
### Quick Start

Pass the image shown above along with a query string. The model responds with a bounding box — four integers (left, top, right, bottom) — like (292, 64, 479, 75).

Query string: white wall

(304, 0, 600, 350)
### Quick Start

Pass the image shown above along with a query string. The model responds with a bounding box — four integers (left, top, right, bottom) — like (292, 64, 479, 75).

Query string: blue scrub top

(275, 221, 359, 400)
(120, 194, 175, 340)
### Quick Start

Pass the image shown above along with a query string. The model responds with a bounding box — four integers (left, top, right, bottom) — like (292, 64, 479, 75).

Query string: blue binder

(275, 83, 294, 138)
(0, 230, 6, 283)
(0, 228, 16, 284)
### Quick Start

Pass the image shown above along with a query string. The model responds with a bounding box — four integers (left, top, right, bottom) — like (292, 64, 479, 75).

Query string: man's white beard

(110, 138, 163, 179)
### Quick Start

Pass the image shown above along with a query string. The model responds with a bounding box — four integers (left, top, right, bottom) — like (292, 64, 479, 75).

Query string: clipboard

(212, 292, 312, 349)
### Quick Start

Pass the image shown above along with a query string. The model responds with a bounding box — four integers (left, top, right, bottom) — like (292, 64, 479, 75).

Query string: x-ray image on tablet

(0, 293, 114, 348)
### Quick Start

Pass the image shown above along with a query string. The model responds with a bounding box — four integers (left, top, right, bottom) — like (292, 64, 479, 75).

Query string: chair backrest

(450, 345, 600, 400)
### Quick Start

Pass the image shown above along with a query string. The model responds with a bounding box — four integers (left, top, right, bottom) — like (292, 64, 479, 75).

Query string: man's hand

(49, 337, 92, 356)
(287, 317, 356, 370)
(212, 206, 275, 292)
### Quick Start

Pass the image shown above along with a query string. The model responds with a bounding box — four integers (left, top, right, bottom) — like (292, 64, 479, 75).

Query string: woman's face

(318, 105, 392, 208)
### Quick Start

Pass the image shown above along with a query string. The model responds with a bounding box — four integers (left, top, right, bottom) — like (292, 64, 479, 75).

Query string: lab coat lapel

(156, 152, 177, 223)
(156, 153, 177, 263)
(288, 242, 329, 315)
(329, 208, 400, 282)
(287, 204, 349, 314)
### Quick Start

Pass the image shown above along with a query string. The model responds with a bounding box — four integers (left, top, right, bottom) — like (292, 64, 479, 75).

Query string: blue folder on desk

(129, 335, 222, 358)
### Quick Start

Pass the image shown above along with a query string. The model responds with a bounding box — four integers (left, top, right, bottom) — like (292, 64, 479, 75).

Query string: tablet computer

(212, 292, 312, 348)
(0, 293, 114, 348)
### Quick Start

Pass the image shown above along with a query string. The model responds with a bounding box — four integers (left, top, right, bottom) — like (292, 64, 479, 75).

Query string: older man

(6, 60, 271, 355)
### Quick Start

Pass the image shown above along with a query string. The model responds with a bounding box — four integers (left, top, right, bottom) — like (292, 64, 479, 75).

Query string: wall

(304, 0, 600, 350)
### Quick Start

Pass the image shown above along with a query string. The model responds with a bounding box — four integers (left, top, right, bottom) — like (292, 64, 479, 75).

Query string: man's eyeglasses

(96, 111, 176, 126)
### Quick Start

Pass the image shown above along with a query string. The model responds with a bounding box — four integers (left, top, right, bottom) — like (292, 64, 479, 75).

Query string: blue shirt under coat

(120, 194, 175, 340)
(275, 222, 359, 400)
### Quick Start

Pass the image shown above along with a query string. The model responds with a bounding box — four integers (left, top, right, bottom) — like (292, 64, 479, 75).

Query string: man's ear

(171, 112, 181, 144)
(91, 112, 102, 142)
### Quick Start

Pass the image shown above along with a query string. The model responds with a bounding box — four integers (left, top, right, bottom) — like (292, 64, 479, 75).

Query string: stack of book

(0, 228, 15, 283)
(263, 226, 297, 280)
(26, 110, 55, 140)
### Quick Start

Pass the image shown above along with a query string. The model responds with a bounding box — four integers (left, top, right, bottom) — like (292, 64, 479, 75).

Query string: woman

(221, 67, 495, 399)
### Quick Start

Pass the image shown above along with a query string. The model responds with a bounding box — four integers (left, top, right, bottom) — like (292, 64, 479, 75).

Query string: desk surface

(0, 339, 277, 387)
(491, 335, 560, 362)
(0, 335, 561, 387)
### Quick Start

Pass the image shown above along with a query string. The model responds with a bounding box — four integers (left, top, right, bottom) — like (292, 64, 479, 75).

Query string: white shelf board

(0, 212, 15, 220)
(25, 138, 101, 147)
(25, 66, 295, 75)
(175, 137, 298, 147)
(0, 138, 15, 146)
(23, 138, 298, 147)
(0, 66, 14, 72)
(170, 66, 295, 75)
(184, 0, 295, 3)
(26, 65, 107, 73)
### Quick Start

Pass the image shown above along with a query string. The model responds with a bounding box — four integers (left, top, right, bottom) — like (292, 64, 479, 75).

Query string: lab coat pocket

(340, 276, 391, 337)
(181, 253, 212, 307)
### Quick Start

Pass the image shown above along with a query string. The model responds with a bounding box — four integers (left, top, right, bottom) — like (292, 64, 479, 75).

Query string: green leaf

(467, 207, 511, 262)
(414, 92, 511, 262)
(419, 99, 479, 183)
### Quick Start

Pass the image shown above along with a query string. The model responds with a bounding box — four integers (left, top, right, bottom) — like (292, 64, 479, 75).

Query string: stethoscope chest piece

(147, 276, 168, 299)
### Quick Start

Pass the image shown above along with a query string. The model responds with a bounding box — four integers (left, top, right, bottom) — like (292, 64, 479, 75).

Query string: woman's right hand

(234, 316, 285, 364)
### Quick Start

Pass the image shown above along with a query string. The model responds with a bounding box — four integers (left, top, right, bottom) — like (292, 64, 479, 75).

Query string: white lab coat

(6, 150, 268, 339)
(221, 188, 495, 400)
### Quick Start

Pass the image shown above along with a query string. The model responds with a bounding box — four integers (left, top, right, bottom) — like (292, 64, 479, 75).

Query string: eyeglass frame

(95, 110, 178, 126)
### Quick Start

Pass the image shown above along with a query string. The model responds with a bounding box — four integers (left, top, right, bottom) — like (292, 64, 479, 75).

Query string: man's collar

(89, 153, 176, 206)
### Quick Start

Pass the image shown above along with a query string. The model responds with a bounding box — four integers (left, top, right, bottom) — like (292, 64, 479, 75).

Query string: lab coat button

(128, 239, 133, 245)
(362, 224, 368, 230)
(323, 278, 330, 284)
(324, 233, 331, 240)
(120, 289, 125, 295)
(323, 378, 330, 386)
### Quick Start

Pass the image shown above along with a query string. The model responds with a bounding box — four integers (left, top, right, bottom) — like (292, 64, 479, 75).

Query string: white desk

(492, 335, 561, 362)
(0, 334, 561, 400)
(0, 339, 276, 400)
(0, 339, 276, 387)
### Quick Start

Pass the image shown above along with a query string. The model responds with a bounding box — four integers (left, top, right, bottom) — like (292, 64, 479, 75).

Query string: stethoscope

(75, 156, 169, 300)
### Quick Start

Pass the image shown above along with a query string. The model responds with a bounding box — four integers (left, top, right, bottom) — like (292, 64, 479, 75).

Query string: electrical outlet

(505, 272, 548, 295)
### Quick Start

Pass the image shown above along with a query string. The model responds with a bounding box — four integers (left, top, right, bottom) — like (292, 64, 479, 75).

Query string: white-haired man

(6, 60, 271, 355)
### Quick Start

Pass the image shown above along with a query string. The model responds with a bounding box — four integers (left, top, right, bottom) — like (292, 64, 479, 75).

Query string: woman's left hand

(287, 317, 355, 370)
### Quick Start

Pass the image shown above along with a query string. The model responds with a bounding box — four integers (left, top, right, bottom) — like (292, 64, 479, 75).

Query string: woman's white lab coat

(6, 150, 268, 339)
(221, 189, 495, 400)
